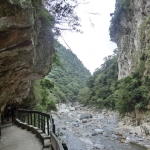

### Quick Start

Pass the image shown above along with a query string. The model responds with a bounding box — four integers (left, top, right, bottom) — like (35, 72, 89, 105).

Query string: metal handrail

(17, 109, 68, 150)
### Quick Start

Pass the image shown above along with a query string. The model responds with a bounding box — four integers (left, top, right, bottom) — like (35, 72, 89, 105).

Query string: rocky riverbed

(51, 103, 150, 150)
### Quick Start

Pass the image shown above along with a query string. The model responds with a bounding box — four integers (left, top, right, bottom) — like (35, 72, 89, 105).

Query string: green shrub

(115, 74, 149, 116)
(138, 15, 150, 41)
(40, 7, 54, 26)
(46, 100, 57, 111)
(34, 104, 45, 112)
(31, 0, 42, 5)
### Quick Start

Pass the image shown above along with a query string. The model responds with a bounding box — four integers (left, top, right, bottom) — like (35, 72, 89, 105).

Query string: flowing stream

(52, 103, 149, 150)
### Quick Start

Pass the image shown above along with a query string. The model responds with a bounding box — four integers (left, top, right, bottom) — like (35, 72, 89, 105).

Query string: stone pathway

(0, 124, 43, 150)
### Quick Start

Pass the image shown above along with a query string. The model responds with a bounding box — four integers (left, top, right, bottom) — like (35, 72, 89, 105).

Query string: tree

(40, 79, 54, 89)
(44, 0, 85, 36)
(78, 87, 90, 105)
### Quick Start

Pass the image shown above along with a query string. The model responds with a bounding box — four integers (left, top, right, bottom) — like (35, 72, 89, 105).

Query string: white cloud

(59, 0, 117, 74)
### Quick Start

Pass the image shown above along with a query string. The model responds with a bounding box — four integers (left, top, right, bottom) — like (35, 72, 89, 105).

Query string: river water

(52, 104, 149, 150)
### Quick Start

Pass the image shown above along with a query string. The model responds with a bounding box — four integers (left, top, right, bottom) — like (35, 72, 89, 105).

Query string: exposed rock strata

(0, 0, 54, 110)
(111, 0, 150, 79)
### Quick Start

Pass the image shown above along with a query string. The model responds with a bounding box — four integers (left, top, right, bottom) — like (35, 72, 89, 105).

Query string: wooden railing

(17, 109, 68, 150)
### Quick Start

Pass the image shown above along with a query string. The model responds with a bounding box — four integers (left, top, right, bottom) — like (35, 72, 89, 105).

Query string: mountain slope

(78, 51, 118, 109)
(47, 43, 91, 102)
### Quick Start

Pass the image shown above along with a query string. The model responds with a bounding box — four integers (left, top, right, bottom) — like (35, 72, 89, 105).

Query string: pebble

(121, 139, 125, 143)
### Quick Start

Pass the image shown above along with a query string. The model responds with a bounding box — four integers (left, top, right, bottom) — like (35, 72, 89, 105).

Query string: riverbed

(52, 103, 150, 150)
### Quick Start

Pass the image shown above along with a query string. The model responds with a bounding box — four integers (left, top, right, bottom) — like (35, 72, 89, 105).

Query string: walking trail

(0, 124, 43, 150)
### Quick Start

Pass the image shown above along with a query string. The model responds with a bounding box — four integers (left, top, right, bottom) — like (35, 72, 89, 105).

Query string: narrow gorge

(1, 0, 150, 150)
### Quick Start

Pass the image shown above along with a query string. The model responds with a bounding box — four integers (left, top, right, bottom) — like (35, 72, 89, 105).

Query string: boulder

(92, 132, 98, 136)
(94, 129, 104, 134)
(69, 107, 75, 111)
(120, 139, 125, 143)
(80, 114, 92, 120)
(122, 132, 128, 139)
(58, 109, 69, 113)
(71, 102, 79, 107)
(82, 119, 88, 123)
(61, 104, 67, 109)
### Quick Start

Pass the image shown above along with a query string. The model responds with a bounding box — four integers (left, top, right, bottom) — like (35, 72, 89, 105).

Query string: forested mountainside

(78, 50, 118, 109)
(47, 43, 91, 103)
(24, 42, 91, 111)
(78, 48, 150, 116)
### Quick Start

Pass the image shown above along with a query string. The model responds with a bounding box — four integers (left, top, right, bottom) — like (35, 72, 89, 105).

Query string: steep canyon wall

(110, 0, 150, 80)
(0, 0, 54, 111)
(109, 0, 150, 123)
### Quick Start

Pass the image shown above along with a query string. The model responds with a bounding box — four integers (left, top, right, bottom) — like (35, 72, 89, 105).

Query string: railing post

(19, 110, 22, 121)
(43, 116, 45, 133)
(20, 111, 23, 122)
(52, 118, 55, 134)
(30, 113, 32, 125)
(27, 113, 29, 124)
(62, 143, 68, 150)
(38, 114, 40, 128)
(41, 115, 43, 131)
(43, 116, 45, 132)
(40, 114, 42, 129)
(18, 110, 20, 120)
(34, 113, 36, 126)
(53, 124, 55, 135)
(47, 117, 49, 135)
(23, 113, 25, 122)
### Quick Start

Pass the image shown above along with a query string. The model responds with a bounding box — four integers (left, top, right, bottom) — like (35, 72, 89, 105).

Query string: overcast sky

(59, 0, 117, 74)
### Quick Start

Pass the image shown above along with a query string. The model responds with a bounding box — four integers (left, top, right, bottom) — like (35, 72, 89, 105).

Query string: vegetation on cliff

(78, 49, 150, 116)
(23, 79, 56, 112)
(10, 0, 82, 35)
(78, 50, 118, 109)
(115, 72, 149, 116)
(43, 0, 83, 36)
(109, 0, 150, 116)
(24, 42, 90, 111)
(109, 0, 133, 42)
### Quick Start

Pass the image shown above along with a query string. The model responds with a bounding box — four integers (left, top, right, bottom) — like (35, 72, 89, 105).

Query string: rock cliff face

(0, 0, 54, 110)
(110, 0, 150, 80)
